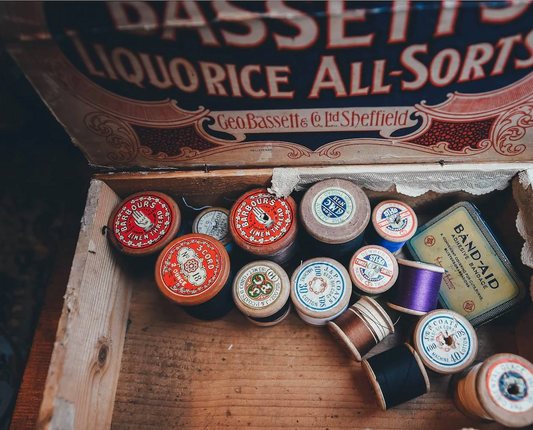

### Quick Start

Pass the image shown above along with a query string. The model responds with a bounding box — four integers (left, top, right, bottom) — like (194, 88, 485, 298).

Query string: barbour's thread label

(487, 359, 533, 413)
(295, 262, 345, 311)
(312, 187, 355, 226)
(232, 191, 293, 246)
(197, 210, 229, 241)
(237, 265, 282, 308)
(113, 195, 173, 249)
(352, 247, 395, 290)
(375, 202, 416, 239)
(159, 236, 222, 297)
(419, 315, 472, 368)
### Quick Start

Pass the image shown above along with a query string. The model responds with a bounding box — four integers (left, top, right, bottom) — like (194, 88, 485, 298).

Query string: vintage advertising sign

(2, 1, 533, 168)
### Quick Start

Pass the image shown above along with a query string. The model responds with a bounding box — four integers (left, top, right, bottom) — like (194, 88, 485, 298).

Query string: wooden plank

(95, 168, 274, 199)
(111, 263, 517, 430)
(36, 180, 132, 430)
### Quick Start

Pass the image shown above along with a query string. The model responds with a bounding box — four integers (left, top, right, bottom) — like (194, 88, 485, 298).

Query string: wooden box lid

(2, 2, 533, 170)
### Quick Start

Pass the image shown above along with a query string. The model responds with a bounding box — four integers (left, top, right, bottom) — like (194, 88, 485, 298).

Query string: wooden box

(3, 2, 533, 429)
(32, 167, 533, 430)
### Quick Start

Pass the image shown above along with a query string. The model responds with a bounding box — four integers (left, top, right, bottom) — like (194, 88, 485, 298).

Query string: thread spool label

(232, 191, 293, 246)
(312, 187, 355, 226)
(352, 247, 396, 291)
(374, 202, 416, 239)
(159, 236, 222, 297)
(487, 359, 533, 413)
(419, 315, 472, 368)
(236, 265, 282, 308)
(196, 210, 229, 242)
(113, 195, 173, 249)
(295, 262, 345, 311)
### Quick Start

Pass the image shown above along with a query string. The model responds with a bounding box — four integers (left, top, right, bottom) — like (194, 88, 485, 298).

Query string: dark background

(0, 50, 92, 429)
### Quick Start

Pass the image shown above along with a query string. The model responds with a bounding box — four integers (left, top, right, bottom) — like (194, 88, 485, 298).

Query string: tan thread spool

(328, 296, 394, 362)
(453, 353, 533, 428)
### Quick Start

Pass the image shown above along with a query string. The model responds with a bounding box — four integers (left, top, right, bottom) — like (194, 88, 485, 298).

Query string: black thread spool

(299, 179, 370, 263)
(361, 343, 430, 410)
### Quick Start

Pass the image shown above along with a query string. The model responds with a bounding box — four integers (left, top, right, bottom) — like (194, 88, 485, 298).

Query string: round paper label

(232, 191, 293, 246)
(351, 247, 396, 291)
(294, 262, 345, 311)
(419, 314, 473, 368)
(113, 194, 173, 249)
(158, 236, 222, 297)
(236, 265, 282, 308)
(374, 202, 416, 239)
(487, 358, 533, 413)
(196, 210, 229, 242)
(312, 187, 355, 226)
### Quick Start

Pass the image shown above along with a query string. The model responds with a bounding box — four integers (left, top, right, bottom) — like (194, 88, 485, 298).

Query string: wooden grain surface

(36, 180, 132, 430)
(111, 259, 526, 430)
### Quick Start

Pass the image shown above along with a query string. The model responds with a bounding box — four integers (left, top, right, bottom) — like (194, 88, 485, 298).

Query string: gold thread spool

(328, 296, 394, 362)
(453, 353, 533, 428)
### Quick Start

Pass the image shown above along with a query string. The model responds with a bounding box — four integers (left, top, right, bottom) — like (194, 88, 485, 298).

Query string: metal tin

(407, 201, 526, 326)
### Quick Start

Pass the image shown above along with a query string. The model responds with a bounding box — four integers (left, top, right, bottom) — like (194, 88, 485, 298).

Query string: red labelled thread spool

(108, 191, 181, 257)
(453, 353, 533, 428)
(328, 296, 394, 362)
(230, 188, 298, 266)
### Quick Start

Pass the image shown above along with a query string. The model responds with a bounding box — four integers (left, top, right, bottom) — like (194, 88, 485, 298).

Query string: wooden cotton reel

(299, 179, 370, 260)
(108, 191, 181, 257)
(230, 188, 298, 266)
(193, 207, 233, 250)
(233, 260, 291, 327)
(453, 353, 533, 428)
(290, 257, 351, 326)
(328, 296, 394, 362)
(413, 309, 477, 375)
(362, 343, 430, 411)
(349, 245, 398, 297)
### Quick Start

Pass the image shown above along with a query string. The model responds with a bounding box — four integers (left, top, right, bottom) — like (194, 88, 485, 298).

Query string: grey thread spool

(300, 179, 370, 261)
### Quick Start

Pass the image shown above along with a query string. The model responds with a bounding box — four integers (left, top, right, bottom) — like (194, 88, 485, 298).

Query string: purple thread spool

(387, 259, 445, 316)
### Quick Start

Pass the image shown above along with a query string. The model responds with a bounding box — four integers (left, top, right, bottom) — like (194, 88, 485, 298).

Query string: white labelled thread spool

(453, 353, 533, 428)
(413, 309, 477, 375)
(290, 257, 352, 326)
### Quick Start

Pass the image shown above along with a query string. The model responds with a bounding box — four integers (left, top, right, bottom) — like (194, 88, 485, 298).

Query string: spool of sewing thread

(367, 200, 417, 254)
(108, 191, 181, 256)
(361, 343, 430, 411)
(299, 179, 370, 260)
(155, 233, 234, 320)
(387, 259, 444, 315)
(413, 309, 477, 375)
(452, 353, 533, 427)
(328, 296, 394, 362)
(233, 261, 291, 327)
(349, 245, 398, 297)
(290, 257, 351, 326)
(230, 188, 298, 266)
(193, 207, 233, 251)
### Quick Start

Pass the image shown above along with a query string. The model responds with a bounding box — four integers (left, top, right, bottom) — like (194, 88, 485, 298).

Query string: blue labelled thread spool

(368, 200, 417, 254)
(300, 179, 371, 262)
(362, 343, 430, 410)
(387, 259, 445, 315)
